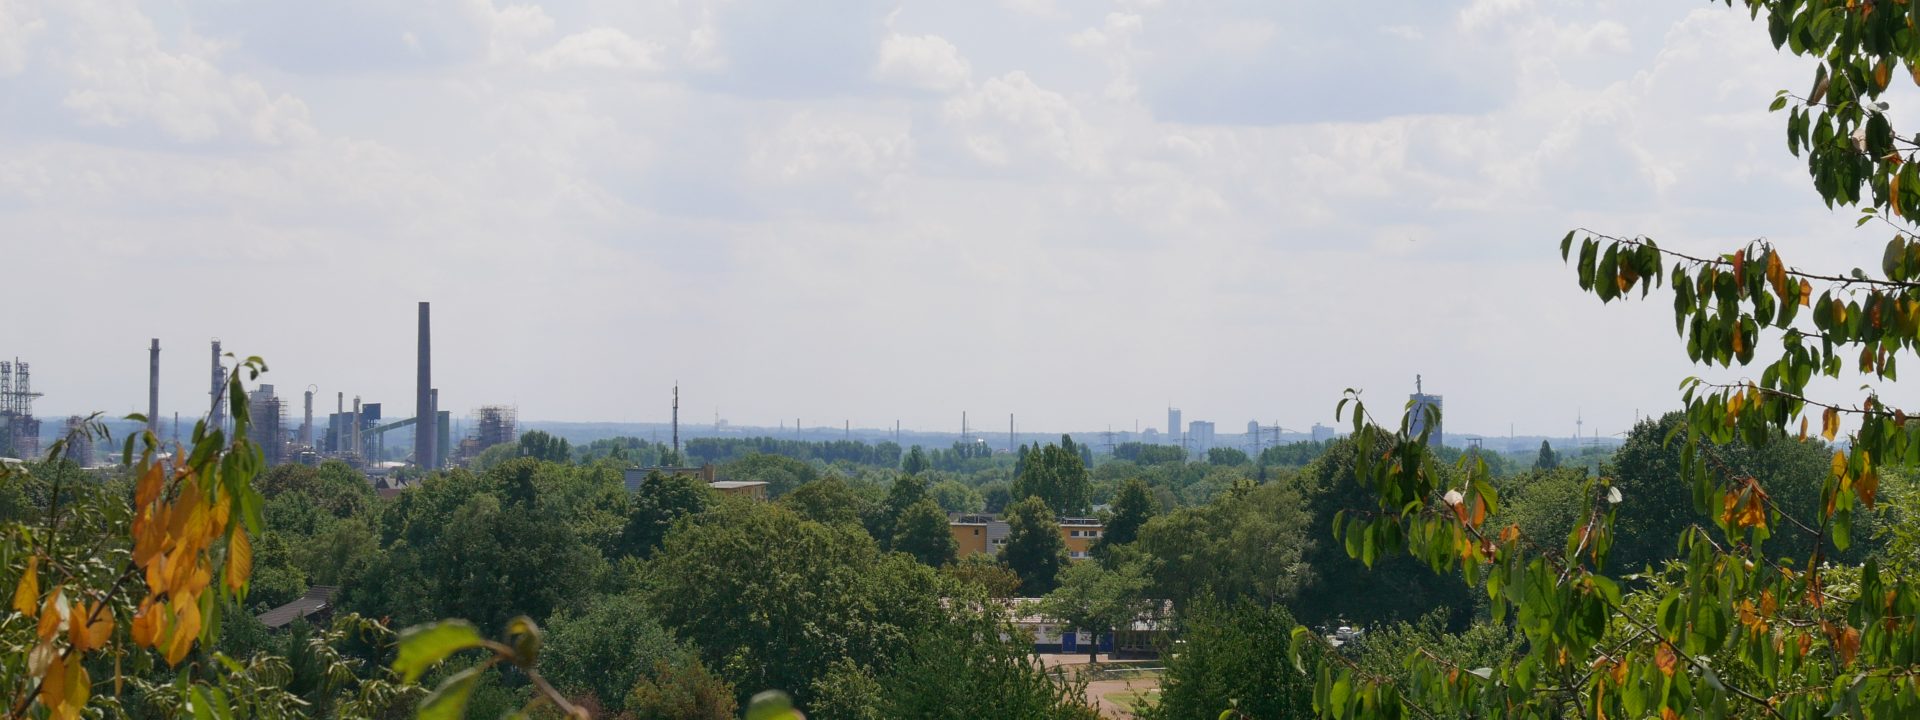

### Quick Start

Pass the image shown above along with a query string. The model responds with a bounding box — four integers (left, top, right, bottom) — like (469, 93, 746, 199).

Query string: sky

(0, 0, 1906, 439)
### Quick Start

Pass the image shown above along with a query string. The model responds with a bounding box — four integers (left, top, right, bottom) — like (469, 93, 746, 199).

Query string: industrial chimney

(147, 339, 159, 437)
(416, 302, 435, 470)
(208, 339, 225, 433)
(302, 386, 315, 448)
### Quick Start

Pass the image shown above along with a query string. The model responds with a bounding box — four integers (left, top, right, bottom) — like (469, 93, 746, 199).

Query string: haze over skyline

(4, 0, 1908, 437)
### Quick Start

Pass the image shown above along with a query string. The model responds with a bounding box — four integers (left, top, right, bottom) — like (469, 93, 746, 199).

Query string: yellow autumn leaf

(1858, 468, 1880, 508)
(37, 588, 67, 642)
(55, 655, 88, 720)
(13, 555, 39, 618)
(129, 598, 161, 648)
(164, 596, 201, 666)
(40, 652, 66, 712)
(133, 462, 163, 513)
(225, 529, 252, 592)
(1823, 408, 1841, 441)
(1766, 250, 1787, 298)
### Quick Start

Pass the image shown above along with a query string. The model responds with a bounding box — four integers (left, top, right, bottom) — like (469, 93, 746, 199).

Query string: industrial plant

(3, 301, 520, 475)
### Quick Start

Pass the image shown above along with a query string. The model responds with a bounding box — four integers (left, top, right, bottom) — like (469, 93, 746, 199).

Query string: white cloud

(0, 0, 44, 76)
(53, 0, 313, 145)
(873, 32, 970, 92)
(1459, 0, 1533, 32)
(473, 0, 554, 62)
(533, 27, 661, 71)
(944, 71, 1104, 172)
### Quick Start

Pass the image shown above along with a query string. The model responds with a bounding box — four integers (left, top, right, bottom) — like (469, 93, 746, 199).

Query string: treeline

(683, 436, 902, 467)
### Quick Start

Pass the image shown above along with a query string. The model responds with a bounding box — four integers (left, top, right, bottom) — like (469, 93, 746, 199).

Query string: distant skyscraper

(1167, 407, 1182, 446)
(1311, 423, 1335, 443)
(1409, 375, 1444, 447)
(1188, 420, 1215, 449)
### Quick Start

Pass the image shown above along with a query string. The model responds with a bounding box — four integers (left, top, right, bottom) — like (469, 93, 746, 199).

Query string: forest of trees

(15, 369, 1891, 718)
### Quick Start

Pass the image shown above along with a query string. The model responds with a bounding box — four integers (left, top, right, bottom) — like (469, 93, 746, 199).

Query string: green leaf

(504, 615, 542, 668)
(190, 687, 218, 720)
(418, 666, 484, 720)
(1289, 626, 1311, 673)
(746, 690, 804, 720)
(393, 620, 485, 683)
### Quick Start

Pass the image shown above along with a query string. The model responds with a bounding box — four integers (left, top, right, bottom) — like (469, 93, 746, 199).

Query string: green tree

(541, 594, 688, 712)
(944, 553, 1022, 598)
(1286, 437, 1476, 628)
(517, 430, 573, 464)
(892, 498, 959, 566)
(1116, 442, 1187, 465)
(870, 472, 929, 546)
(626, 657, 738, 720)
(352, 459, 604, 630)
(1146, 598, 1314, 720)
(1206, 447, 1250, 466)
(1093, 478, 1155, 560)
(1135, 480, 1312, 609)
(1011, 441, 1092, 516)
(1001, 497, 1067, 595)
(1532, 440, 1559, 470)
(980, 480, 1014, 514)
(781, 475, 872, 526)
(247, 530, 308, 610)
(1038, 560, 1149, 663)
(617, 470, 715, 559)
(928, 478, 985, 514)
(902, 445, 931, 475)
(723, 452, 818, 497)
(642, 501, 945, 708)
(868, 599, 1102, 720)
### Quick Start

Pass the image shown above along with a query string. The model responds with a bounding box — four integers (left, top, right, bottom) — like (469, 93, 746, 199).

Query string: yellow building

(950, 514, 995, 556)
(948, 514, 1103, 561)
(1059, 517, 1103, 560)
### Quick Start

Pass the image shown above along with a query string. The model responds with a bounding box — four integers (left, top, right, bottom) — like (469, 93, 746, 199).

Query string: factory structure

(0, 359, 42, 459)
(0, 301, 517, 472)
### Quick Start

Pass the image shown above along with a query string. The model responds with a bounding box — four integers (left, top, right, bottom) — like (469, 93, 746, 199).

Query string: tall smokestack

(147, 339, 159, 437)
(209, 340, 225, 433)
(302, 387, 314, 448)
(416, 302, 434, 470)
(352, 396, 362, 459)
(430, 388, 441, 469)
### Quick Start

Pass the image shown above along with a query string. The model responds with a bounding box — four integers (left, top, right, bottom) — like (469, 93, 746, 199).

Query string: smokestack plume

(416, 302, 434, 470)
(148, 339, 159, 437)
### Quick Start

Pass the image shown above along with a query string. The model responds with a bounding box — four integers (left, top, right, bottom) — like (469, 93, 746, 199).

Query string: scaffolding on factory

(0, 358, 43, 459)
(453, 405, 517, 465)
